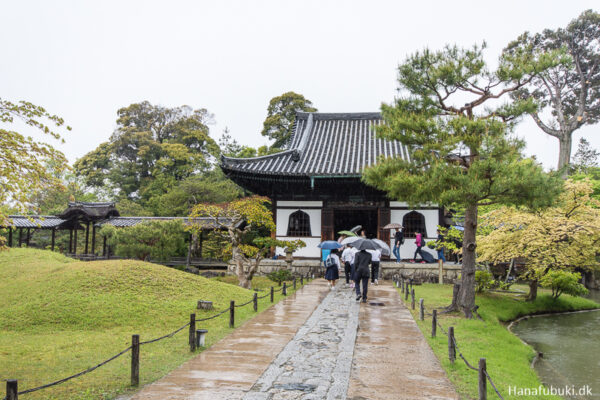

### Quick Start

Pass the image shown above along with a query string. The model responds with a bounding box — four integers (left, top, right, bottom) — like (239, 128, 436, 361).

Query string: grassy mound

(0, 248, 294, 399)
(401, 283, 598, 399)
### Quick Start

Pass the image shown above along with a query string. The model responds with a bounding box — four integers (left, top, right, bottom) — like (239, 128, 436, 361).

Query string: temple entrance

(333, 209, 378, 239)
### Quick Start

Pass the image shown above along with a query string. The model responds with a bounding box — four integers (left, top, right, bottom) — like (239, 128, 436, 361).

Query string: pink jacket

(415, 233, 423, 247)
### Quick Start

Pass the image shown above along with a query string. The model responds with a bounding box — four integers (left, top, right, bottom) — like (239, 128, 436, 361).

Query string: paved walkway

(128, 280, 457, 400)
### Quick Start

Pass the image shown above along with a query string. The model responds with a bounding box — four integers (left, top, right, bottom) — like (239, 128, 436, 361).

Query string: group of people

(322, 226, 449, 303)
(322, 229, 382, 303)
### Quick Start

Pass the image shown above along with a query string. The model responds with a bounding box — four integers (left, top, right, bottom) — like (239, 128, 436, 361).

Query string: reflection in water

(511, 291, 599, 400)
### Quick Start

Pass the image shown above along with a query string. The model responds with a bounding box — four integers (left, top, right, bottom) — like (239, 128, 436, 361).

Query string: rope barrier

(234, 298, 254, 308)
(140, 322, 190, 345)
(257, 292, 271, 299)
(16, 346, 132, 396)
(398, 285, 505, 399)
(196, 307, 230, 322)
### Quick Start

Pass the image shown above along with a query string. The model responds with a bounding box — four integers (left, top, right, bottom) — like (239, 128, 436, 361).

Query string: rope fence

(3, 276, 309, 400)
(394, 276, 504, 400)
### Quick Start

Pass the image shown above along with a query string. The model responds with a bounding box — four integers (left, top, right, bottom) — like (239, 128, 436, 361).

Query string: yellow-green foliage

(0, 248, 301, 399)
(478, 179, 600, 279)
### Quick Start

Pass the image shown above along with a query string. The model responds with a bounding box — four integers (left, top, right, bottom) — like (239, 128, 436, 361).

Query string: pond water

(511, 290, 600, 399)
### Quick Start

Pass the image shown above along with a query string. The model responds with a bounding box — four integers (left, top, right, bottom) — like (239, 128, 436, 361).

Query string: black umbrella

(352, 238, 380, 251)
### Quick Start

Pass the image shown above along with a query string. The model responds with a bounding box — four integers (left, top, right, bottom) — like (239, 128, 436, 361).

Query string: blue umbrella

(318, 240, 343, 249)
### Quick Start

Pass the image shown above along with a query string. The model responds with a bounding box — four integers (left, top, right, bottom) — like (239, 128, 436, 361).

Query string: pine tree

(363, 44, 563, 317)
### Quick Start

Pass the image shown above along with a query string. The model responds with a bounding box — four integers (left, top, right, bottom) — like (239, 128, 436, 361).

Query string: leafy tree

(539, 270, 588, 299)
(363, 43, 563, 317)
(188, 196, 305, 288)
(74, 101, 219, 200)
(100, 220, 186, 261)
(571, 137, 600, 174)
(477, 180, 600, 301)
(506, 10, 600, 175)
(261, 92, 317, 148)
(0, 98, 70, 248)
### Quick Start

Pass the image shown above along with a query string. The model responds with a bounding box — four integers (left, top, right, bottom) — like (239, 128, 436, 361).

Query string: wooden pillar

(69, 229, 73, 253)
(51, 229, 56, 251)
(103, 236, 107, 257)
(25, 228, 31, 247)
(73, 225, 78, 255)
(198, 230, 204, 258)
(91, 225, 96, 255)
(84, 221, 90, 254)
(186, 233, 192, 267)
(18, 228, 23, 247)
(8, 227, 12, 247)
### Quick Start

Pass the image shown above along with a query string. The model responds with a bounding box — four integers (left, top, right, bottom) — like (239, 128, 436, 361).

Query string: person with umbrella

(352, 239, 378, 303)
(324, 248, 341, 290)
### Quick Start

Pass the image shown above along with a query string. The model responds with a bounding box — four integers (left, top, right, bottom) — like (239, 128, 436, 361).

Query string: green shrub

(475, 270, 495, 293)
(539, 270, 588, 299)
(267, 269, 293, 286)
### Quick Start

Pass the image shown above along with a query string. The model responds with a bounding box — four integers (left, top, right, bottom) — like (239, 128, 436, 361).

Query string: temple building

(220, 112, 442, 259)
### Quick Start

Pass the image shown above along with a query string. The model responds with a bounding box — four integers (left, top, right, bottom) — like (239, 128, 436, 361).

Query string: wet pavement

(347, 284, 458, 400)
(243, 284, 358, 400)
(127, 280, 457, 399)
(127, 280, 330, 400)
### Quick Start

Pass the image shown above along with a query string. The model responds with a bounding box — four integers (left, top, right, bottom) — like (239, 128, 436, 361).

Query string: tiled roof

(96, 217, 243, 229)
(59, 201, 120, 219)
(4, 216, 67, 228)
(221, 112, 410, 176)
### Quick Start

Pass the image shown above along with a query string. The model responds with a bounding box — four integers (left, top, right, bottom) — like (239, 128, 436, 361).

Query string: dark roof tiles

(221, 112, 408, 176)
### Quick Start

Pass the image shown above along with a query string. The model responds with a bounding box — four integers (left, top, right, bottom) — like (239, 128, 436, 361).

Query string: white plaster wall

(275, 237, 321, 258)
(276, 208, 321, 237)
(389, 209, 440, 260)
(275, 207, 322, 258)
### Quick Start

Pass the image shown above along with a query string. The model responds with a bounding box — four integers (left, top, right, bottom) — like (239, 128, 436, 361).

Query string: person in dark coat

(324, 249, 340, 290)
(393, 227, 404, 263)
(354, 249, 372, 303)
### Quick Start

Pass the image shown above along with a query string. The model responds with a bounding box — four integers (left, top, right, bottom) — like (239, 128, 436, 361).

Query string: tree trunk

(457, 203, 478, 318)
(526, 279, 538, 302)
(557, 133, 573, 178)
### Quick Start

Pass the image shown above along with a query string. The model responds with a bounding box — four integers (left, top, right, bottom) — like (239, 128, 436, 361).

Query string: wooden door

(321, 208, 334, 241)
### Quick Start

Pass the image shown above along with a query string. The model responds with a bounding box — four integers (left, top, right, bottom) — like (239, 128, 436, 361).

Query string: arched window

(287, 210, 311, 237)
(402, 211, 426, 238)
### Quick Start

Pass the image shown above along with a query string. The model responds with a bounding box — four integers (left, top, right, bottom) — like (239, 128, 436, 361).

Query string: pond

(511, 290, 600, 399)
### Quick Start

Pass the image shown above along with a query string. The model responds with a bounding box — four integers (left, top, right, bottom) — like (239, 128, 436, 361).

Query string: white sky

(1, 0, 599, 170)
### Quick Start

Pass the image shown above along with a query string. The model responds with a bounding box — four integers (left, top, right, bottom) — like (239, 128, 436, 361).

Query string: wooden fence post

(6, 379, 17, 400)
(411, 289, 415, 310)
(432, 309, 437, 338)
(253, 292, 258, 312)
(405, 284, 409, 301)
(189, 313, 196, 352)
(401, 279, 404, 293)
(448, 326, 456, 363)
(419, 298, 424, 320)
(300, 276, 304, 285)
(270, 286, 274, 302)
(283, 282, 287, 296)
(229, 301, 235, 328)
(478, 358, 487, 400)
(131, 334, 140, 386)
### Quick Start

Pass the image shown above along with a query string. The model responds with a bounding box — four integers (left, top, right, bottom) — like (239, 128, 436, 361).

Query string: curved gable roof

(221, 112, 410, 177)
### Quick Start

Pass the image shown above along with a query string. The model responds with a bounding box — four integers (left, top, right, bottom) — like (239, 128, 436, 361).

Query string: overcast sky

(1, 0, 599, 170)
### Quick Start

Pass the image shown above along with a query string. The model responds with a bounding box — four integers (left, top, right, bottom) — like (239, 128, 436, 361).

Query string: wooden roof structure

(97, 216, 244, 229)
(59, 201, 120, 221)
(220, 112, 410, 198)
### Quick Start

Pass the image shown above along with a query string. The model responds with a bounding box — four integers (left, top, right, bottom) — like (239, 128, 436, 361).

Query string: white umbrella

(341, 236, 361, 245)
(371, 238, 391, 256)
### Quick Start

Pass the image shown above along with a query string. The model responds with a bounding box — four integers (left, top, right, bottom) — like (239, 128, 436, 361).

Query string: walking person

(412, 231, 425, 263)
(354, 249, 372, 303)
(367, 248, 381, 285)
(324, 249, 340, 290)
(393, 227, 404, 263)
(341, 244, 355, 287)
(436, 229, 446, 263)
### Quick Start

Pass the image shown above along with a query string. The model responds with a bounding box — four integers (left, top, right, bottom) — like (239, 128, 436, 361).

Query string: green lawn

(0, 248, 302, 399)
(398, 282, 599, 400)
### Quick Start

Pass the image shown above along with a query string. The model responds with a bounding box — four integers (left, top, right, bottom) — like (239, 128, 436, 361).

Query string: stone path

(127, 280, 458, 400)
(243, 285, 358, 400)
